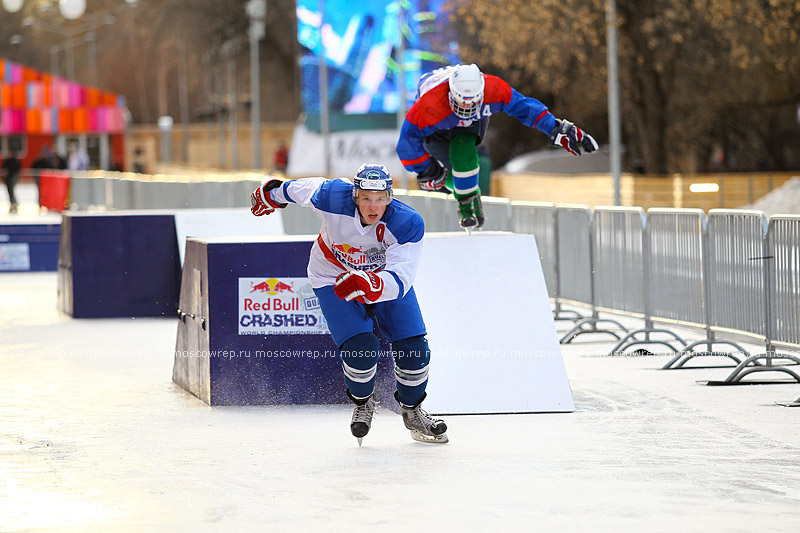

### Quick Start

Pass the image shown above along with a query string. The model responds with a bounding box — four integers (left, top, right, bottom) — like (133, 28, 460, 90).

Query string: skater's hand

(334, 270, 384, 303)
(548, 119, 599, 156)
(416, 158, 447, 192)
(250, 179, 287, 216)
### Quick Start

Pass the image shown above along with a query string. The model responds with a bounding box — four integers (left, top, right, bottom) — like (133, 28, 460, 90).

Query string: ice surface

(2, 273, 800, 531)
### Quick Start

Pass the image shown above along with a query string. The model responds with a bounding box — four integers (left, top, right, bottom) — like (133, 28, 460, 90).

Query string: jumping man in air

(397, 63, 599, 229)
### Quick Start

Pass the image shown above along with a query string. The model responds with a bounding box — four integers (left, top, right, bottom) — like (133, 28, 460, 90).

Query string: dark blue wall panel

(174, 238, 396, 407)
(60, 213, 181, 318)
(0, 223, 60, 272)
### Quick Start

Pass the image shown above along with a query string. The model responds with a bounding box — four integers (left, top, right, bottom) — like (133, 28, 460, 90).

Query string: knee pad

(449, 134, 480, 173)
(392, 335, 430, 371)
(340, 332, 380, 369)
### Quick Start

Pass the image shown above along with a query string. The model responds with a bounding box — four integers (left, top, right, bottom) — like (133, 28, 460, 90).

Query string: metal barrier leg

(704, 352, 800, 385)
(609, 327, 686, 356)
(552, 302, 586, 323)
(775, 395, 800, 407)
(663, 339, 753, 369)
(560, 316, 628, 344)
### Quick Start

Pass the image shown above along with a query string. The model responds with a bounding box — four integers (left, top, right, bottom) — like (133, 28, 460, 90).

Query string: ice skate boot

(472, 192, 485, 229)
(457, 193, 479, 231)
(395, 391, 448, 443)
(347, 390, 376, 446)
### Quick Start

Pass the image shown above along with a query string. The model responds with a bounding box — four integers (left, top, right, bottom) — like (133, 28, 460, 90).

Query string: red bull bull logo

(250, 277, 295, 295)
(331, 243, 363, 255)
(331, 243, 368, 266)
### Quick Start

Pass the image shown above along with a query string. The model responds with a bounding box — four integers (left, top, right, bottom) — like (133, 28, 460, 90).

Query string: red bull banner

(238, 277, 329, 335)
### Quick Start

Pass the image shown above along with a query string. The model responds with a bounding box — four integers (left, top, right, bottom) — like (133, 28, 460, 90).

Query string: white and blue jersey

(269, 177, 425, 303)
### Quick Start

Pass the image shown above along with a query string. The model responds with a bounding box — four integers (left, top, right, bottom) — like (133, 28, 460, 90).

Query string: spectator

(1, 149, 22, 214)
(67, 143, 90, 171)
(274, 142, 289, 173)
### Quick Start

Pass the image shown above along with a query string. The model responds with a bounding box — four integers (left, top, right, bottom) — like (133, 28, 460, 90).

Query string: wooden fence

(492, 172, 798, 210)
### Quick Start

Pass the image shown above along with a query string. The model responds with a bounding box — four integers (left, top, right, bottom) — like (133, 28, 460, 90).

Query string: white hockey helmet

(448, 64, 484, 120)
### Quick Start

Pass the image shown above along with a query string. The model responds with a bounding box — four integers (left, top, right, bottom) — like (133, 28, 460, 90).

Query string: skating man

(396, 63, 599, 229)
(250, 163, 448, 445)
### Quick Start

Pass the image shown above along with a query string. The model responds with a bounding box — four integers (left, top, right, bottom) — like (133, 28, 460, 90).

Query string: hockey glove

(416, 158, 447, 192)
(250, 179, 288, 216)
(548, 119, 599, 156)
(334, 270, 384, 303)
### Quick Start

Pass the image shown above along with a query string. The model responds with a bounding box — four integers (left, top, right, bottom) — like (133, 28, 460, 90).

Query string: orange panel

(59, 109, 74, 132)
(42, 83, 51, 107)
(12, 84, 26, 108)
(21, 66, 32, 83)
(73, 108, 89, 132)
(87, 88, 100, 107)
(27, 109, 42, 134)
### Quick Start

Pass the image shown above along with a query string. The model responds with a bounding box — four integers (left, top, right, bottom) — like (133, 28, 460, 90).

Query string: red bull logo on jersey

(330, 242, 386, 270)
(239, 277, 329, 336)
(250, 277, 295, 295)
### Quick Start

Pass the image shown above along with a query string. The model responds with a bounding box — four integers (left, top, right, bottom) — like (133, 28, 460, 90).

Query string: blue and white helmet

(352, 163, 393, 202)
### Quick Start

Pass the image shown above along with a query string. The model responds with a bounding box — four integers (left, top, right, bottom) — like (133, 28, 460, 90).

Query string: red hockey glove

(251, 179, 288, 216)
(334, 270, 384, 303)
(548, 119, 599, 156)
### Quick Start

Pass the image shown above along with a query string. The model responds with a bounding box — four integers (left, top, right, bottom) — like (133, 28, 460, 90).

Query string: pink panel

(109, 107, 124, 133)
(41, 107, 54, 134)
(0, 108, 12, 134)
(88, 108, 98, 131)
(69, 82, 81, 108)
(96, 107, 107, 131)
(11, 63, 23, 84)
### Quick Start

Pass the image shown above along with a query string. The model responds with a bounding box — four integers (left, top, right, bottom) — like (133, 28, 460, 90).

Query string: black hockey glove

(416, 158, 447, 192)
(548, 119, 599, 156)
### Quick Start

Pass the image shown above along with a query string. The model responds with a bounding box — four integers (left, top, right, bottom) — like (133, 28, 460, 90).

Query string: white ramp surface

(174, 208, 284, 264)
(414, 232, 575, 414)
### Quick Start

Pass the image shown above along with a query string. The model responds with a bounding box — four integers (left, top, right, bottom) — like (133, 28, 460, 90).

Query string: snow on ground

(743, 176, 800, 216)
(1, 273, 800, 531)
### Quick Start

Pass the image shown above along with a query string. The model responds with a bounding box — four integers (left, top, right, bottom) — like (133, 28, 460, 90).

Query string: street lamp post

(22, 2, 136, 85)
(606, 0, 622, 206)
(246, 0, 266, 170)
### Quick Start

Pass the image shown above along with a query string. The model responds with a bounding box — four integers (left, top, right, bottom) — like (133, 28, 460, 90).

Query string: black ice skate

(457, 192, 484, 233)
(472, 192, 485, 229)
(347, 390, 376, 446)
(395, 391, 448, 444)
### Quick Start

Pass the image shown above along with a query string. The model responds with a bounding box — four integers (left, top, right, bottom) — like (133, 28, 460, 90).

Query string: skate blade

(357, 437, 363, 447)
(462, 227, 473, 235)
(410, 430, 449, 444)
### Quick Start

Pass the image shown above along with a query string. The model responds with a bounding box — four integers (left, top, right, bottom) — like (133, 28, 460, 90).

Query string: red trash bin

(39, 171, 71, 212)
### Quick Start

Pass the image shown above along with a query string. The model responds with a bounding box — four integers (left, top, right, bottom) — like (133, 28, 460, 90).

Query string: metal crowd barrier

(663, 210, 768, 369)
(480, 197, 513, 231)
(554, 205, 594, 325)
(512, 201, 558, 302)
(723, 215, 800, 387)
(608, 209, 707, 354)
(524, 202, 800, 390)
(560, 207, 638, 343)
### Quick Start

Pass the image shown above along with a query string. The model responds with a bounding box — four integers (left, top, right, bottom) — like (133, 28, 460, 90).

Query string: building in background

(0, 58, 126, 170)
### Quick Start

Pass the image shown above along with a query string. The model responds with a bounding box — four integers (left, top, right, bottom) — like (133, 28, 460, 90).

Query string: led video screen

(297, 0, 460, 114)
